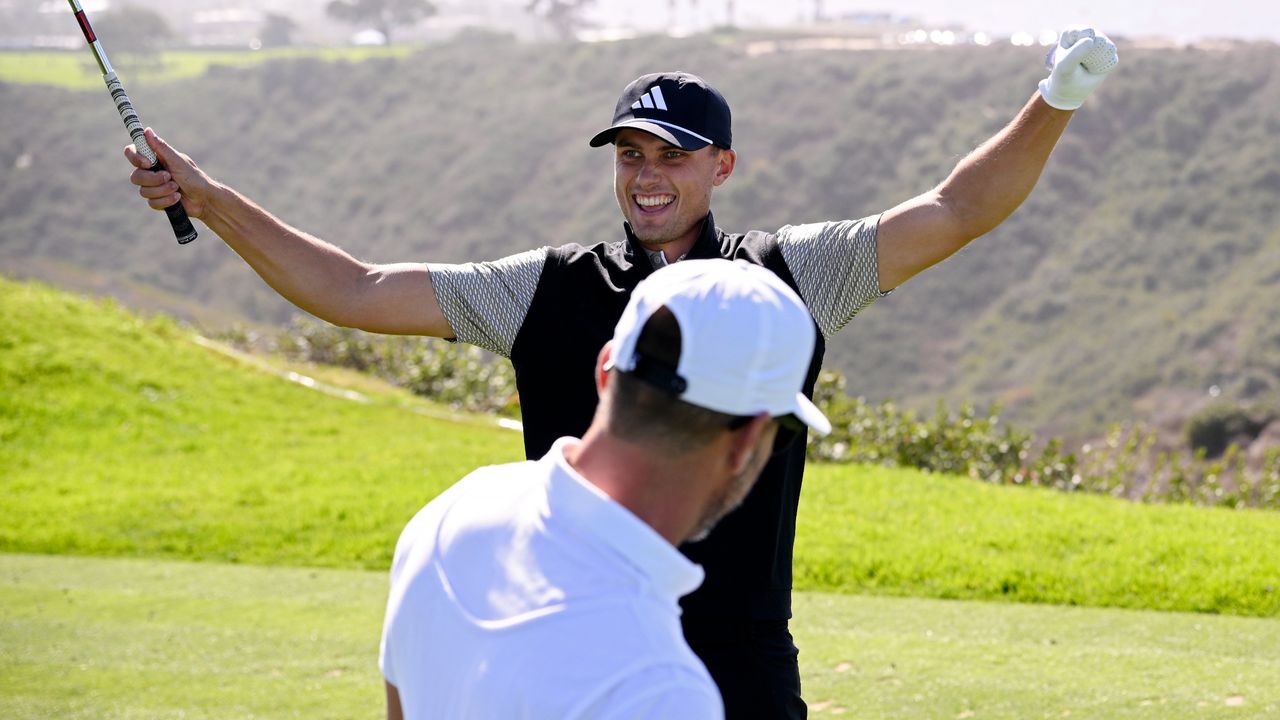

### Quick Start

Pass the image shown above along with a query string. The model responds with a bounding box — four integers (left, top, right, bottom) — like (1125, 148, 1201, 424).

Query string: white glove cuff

(1038, 77, 1085, 111)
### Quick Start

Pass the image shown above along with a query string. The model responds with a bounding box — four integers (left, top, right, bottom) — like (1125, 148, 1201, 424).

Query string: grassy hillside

(3, 37, 1278, 440)
(4, 276, 1280, 617)
(798, 463, 1280, 616)
(0, 277, 524, 568)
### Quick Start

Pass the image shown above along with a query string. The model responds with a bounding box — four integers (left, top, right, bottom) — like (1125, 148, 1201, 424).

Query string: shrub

(217, 322, 1280, 510)
(1185, 401, 1267, 458)
(218, 317, 519, 417)
(808, 370, 1033, 483)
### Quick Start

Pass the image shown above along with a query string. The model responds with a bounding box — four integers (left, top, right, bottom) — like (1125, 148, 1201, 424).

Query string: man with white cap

(379, 258, 829, 718)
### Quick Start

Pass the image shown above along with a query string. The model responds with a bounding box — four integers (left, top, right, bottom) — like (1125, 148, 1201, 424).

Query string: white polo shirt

(380, 437, 723, 719)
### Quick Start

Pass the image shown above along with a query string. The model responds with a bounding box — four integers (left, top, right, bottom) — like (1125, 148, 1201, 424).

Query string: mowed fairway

(3, 555, 1277, 719)
(3, 276, 1280, 718)
(0, 47, 414, 90)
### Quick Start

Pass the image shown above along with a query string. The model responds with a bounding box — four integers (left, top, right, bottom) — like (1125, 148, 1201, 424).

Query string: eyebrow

(616, 138, 685, 152)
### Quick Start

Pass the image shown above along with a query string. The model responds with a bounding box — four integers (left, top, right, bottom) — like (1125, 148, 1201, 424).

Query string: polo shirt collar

(623, 212, 722, 270)
(543, 437, 705, 601)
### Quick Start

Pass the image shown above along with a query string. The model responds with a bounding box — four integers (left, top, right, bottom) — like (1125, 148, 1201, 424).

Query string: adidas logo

(630, 86, 668, 111)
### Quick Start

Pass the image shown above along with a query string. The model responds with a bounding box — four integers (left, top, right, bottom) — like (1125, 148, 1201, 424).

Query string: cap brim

(589, 120, 712, 151)
(791, 393, 832, 436)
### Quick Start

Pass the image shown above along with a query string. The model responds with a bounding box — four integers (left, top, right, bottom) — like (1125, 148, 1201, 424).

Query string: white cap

(605, 259, 831, 436)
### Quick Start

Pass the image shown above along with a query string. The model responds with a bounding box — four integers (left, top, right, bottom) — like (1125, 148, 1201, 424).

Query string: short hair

(603, 306, 738, 454)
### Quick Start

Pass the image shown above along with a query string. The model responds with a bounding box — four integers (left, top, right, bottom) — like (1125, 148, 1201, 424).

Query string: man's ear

(727, 412, 770, 474)
(595, 341, 615, 395)
(713, 148, 736, 187)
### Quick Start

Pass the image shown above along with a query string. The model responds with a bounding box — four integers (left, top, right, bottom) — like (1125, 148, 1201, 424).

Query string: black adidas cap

(589, 72, 733, 151)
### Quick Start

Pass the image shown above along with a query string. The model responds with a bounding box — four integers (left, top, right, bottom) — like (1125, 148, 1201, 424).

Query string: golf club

(68, 0, 198, 245)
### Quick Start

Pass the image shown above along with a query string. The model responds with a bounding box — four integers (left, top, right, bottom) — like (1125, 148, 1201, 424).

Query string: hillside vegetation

(4, 276, 1280, 616)
(2, 35, 1279, 439)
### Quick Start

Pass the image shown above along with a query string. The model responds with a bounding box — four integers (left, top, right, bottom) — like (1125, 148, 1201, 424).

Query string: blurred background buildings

(6, 0, 1276, 51)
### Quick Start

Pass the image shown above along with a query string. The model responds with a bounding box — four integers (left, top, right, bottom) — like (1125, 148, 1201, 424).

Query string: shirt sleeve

(776, 215, 890, 339)
(428, 247, 549, 358)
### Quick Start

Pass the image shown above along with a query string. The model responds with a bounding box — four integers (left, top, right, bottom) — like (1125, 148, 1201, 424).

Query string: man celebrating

(380, 258, 830, 718)
(125, 25, 1117, 717)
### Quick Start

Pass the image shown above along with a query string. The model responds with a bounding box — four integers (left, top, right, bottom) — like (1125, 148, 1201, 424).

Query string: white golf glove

(1038, 26, 1119, 111)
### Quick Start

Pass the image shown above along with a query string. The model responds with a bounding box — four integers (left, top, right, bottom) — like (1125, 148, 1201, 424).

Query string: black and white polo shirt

(428, 212, 884, 623)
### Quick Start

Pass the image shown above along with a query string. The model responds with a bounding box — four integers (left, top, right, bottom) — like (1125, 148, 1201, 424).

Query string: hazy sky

(588, 0, 1280, 43)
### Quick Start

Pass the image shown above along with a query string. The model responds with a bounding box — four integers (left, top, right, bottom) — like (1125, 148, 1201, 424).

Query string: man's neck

(631, 215, 710, 265)
(563, 428, 716, 546)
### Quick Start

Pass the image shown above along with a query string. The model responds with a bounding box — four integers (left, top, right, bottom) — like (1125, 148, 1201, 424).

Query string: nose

(635, 157, 662, 188)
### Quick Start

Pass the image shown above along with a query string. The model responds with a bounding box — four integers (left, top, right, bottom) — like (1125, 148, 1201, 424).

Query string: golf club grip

(149, 160, 198, 244)
(104, 74, 195, 245)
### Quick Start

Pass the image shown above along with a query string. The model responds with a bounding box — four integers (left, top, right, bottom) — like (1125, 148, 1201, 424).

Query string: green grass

(0, 554, 385, 720)
(793, 592, 1280, 719)
(3, 553, 1277, 720)
(3, 275, 1280, 718)
(797, 464, 1280, 616)
(0, 47, 415, 90)
(0, 277, 524, 569)
(3, 275, 1280, 616)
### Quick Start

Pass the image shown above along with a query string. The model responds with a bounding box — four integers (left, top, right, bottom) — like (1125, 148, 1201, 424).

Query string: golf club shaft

(69, 0, 197, 245)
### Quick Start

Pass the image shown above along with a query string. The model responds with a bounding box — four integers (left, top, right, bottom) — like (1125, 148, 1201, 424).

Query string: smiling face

(612, 129, 736, 254)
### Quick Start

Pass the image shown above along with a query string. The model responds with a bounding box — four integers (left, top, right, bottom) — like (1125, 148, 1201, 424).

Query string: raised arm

(125, 128, 455, 338)
(875, 26, 1119, 292)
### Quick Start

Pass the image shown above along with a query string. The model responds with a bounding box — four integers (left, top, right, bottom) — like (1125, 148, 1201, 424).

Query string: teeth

(636, 195, 674, 208)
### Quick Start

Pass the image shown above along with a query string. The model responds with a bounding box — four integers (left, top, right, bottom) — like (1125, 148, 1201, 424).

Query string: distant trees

(525, 0, 595, 40)
(324, 0, 436, 45)
(259, 13, 300, 48)
(93, 4, 175, 55)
